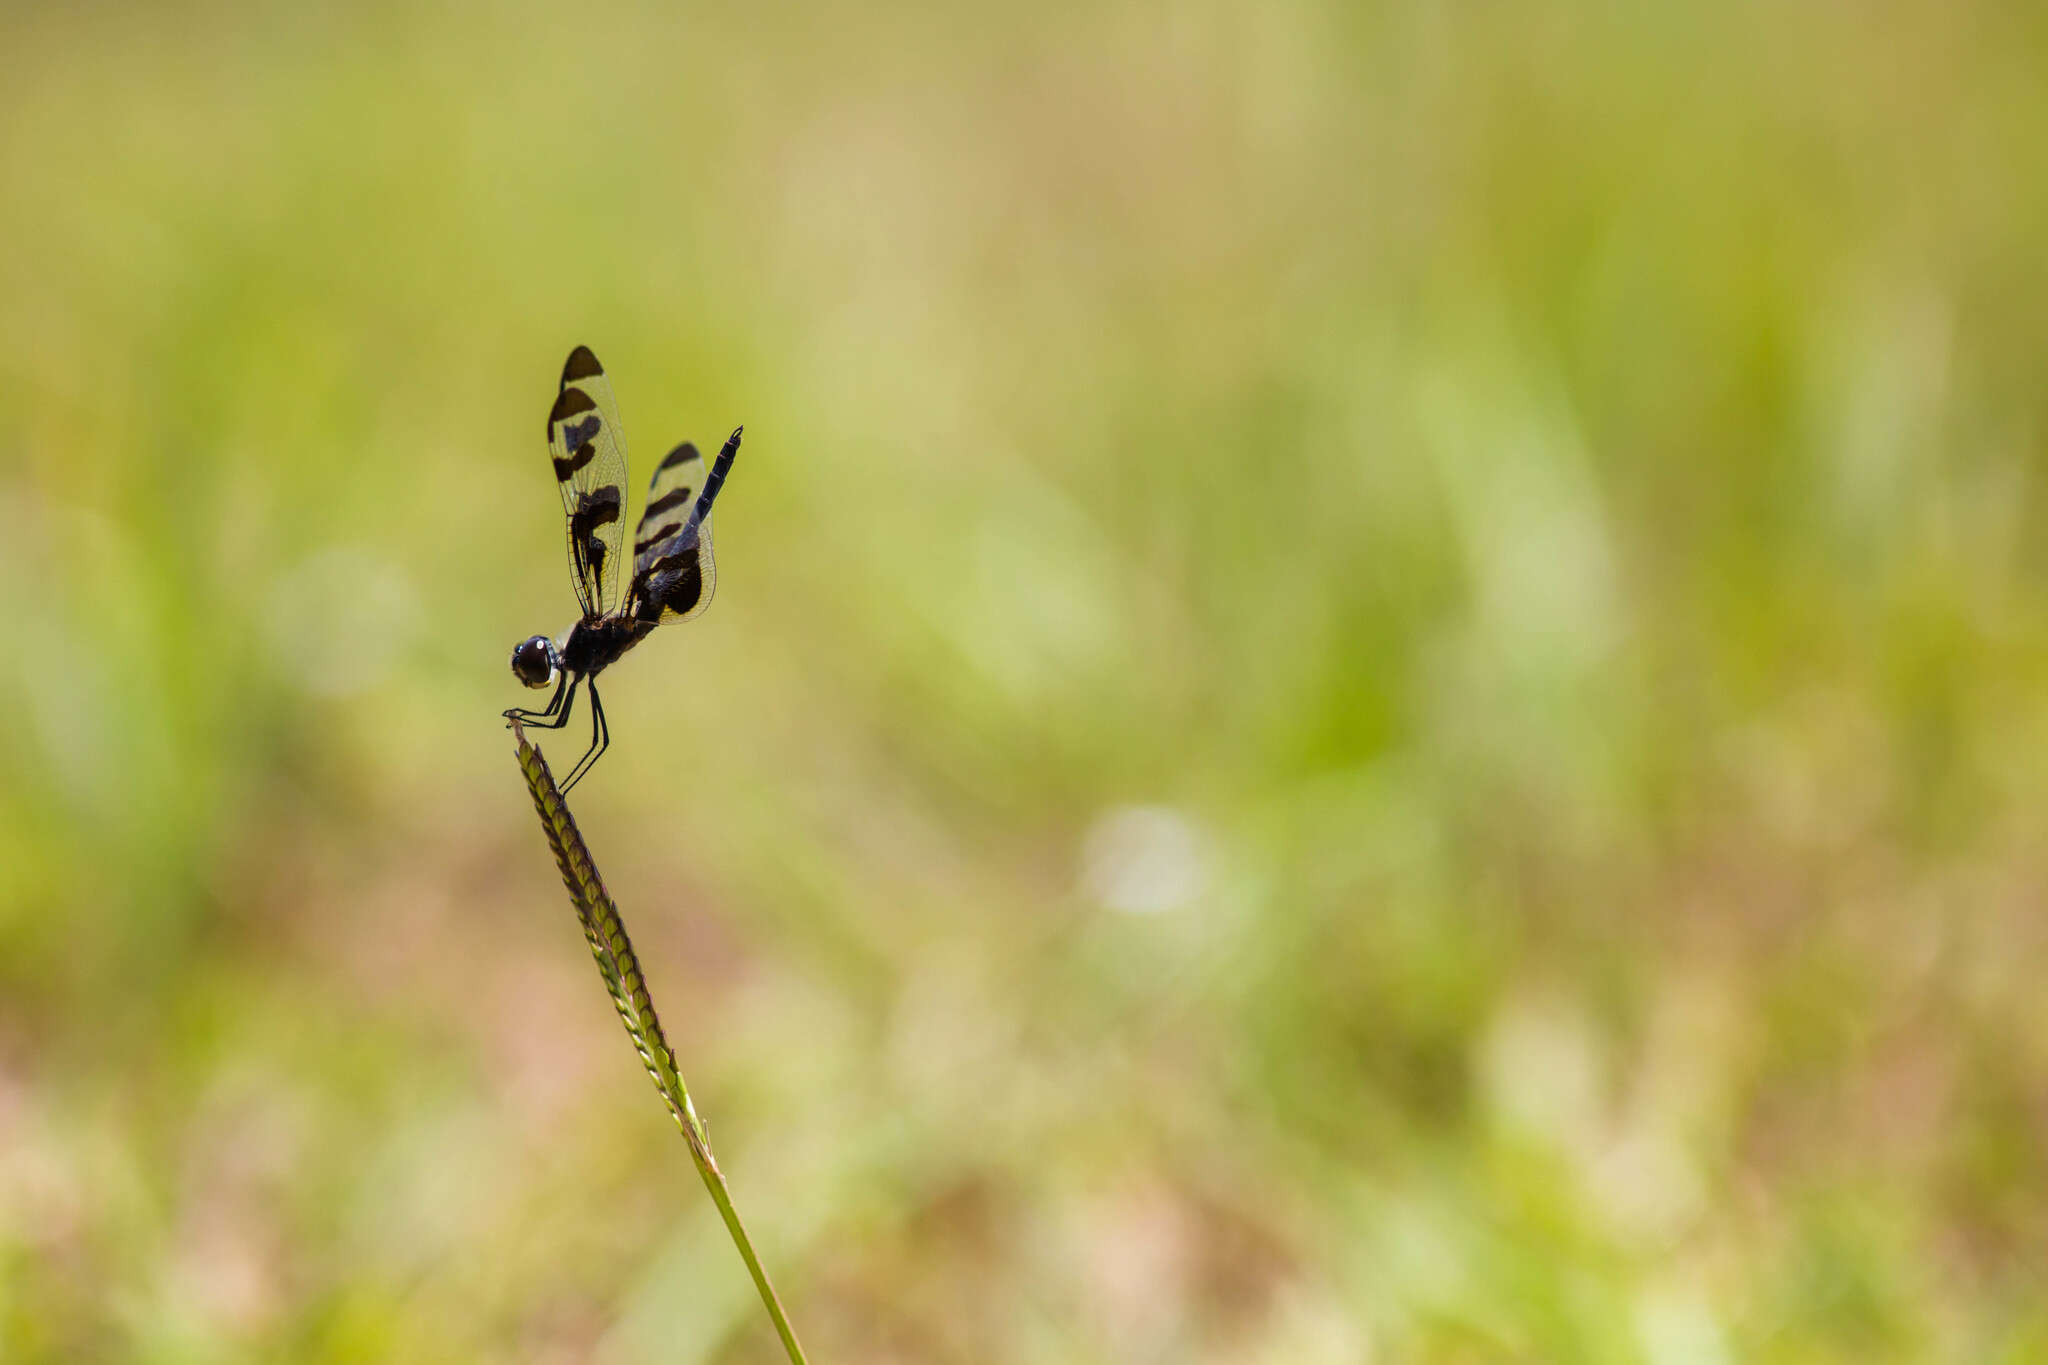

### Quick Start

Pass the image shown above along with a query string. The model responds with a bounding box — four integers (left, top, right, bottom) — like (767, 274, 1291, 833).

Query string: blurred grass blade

(512, 720, 811, 1365)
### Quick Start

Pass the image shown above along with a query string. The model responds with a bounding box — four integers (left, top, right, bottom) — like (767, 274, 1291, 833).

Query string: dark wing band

(627, 425, 743, 627)
(546, 345, 630, 618)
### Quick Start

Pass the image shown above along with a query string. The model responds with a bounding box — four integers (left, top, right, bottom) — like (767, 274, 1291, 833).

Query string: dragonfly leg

(558, 681, 610, 794)
(505, 673, 576, 729)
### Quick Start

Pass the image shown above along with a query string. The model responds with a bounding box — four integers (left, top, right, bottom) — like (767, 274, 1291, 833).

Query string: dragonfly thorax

(560, 614, 654, 680)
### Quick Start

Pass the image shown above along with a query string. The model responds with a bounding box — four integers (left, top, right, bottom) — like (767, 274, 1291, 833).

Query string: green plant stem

(512, 720, 810, 1365)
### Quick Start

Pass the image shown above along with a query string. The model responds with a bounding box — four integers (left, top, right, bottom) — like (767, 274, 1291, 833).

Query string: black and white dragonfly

(506, 345, 742, 792)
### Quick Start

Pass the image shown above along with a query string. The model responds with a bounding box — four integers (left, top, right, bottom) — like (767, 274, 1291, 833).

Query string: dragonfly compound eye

(511, 635, 556, 688)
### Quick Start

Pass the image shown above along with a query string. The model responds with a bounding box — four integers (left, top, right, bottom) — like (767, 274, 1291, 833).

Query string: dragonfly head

(510, 634, 560, 689)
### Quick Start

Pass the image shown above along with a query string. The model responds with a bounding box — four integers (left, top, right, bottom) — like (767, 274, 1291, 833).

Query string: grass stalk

(510, 719, 810, 1365)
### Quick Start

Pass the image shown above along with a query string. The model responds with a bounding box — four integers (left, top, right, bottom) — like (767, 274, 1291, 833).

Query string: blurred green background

(5, 1, 2048, 1360)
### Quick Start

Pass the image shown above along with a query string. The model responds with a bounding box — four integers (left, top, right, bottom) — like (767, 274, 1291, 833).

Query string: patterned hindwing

(634, 439, 705, 582)
(627, 426, 743, 627)
(628, 441, 717, 625)
(547, 345, 630, 618)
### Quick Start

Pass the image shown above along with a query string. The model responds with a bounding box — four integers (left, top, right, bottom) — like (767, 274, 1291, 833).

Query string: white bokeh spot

(1080, 805, 1210, 915)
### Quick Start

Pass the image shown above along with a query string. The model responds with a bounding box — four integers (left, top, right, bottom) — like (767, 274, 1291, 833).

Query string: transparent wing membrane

(627, 426, 742, 627)
(547, 345, 630, 618)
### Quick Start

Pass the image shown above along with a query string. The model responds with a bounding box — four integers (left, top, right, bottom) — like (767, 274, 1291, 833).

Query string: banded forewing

(546, 345, 630, 617)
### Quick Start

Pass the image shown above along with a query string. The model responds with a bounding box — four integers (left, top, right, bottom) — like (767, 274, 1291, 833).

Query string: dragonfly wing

(547, 345, 630, 618)
(627, 426, 742, 626)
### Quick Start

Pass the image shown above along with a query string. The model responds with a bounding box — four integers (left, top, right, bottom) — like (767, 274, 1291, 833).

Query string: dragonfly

(505, 344, 743, 793)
